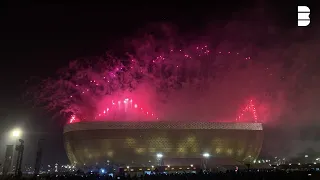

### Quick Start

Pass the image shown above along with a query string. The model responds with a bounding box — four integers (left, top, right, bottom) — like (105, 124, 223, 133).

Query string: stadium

(63, 121, 263, 168)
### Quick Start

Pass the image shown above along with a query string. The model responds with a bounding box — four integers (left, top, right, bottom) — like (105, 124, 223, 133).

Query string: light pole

(2, 128, 23, 176)
(305, 155, 309, 164)
(11, 128, 24, 177)
(202, 153, 210, 170)
(156, 153, 163, 166)
(11, 129, 22, 173)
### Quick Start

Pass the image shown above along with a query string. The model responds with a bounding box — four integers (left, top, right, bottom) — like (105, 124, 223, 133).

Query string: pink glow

(33, 44, 276, 125)
(236, 99, 258, 122)
(68, 97, 159, 124)
(68, 98, 258, 124)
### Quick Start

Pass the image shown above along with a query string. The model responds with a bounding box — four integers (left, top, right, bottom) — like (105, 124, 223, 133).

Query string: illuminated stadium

(64, 121, 263, 167)
(63, 98, 263, 167)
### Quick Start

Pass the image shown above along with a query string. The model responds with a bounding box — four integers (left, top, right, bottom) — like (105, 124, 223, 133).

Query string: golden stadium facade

(63, 121, 263, 167)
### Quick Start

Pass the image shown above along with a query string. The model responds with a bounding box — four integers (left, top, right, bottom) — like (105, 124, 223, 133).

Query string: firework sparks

(30, 41, 293, 124)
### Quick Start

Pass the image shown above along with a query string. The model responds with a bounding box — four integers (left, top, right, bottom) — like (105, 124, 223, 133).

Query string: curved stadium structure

(63, 121, 263, 167)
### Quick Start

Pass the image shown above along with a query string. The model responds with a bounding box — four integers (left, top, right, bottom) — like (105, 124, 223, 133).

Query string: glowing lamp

(11, 128, 22, 138)
(156, 153, 163, 158)
(203, 153, 210, 158)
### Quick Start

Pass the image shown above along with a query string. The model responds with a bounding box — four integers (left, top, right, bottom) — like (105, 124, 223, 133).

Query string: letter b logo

(298, 6, 310, 27)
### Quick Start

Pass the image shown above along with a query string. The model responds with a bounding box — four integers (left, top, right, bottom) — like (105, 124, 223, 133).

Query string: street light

(202, 153, 210, 170)
(11, 129, 22, 138)
(203, 153, 210, 158)
(2, 128, 23, 175)
(156, 153, 163, 166)
(8, 128, 24, 177)
(156, 153, 163, 159)
(305, 155, 309, 164)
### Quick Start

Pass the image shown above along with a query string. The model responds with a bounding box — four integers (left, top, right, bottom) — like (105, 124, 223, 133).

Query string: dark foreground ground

(1, 171, 320, 180)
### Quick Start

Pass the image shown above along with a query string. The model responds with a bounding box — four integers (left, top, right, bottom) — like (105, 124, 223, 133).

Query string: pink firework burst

(30, 42, 290, 124)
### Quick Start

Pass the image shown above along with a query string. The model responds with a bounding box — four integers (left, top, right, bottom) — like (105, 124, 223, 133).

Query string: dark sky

(0, 1, 317, 166)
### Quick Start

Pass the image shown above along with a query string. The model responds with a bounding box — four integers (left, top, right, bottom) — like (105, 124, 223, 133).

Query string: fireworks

(236, 99, 258, 122)
(31, 41, 292, 124)
(85, 98, 159, 124)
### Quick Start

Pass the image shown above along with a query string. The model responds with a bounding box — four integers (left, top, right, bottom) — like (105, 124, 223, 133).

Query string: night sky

(0, 1, 318, 166)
